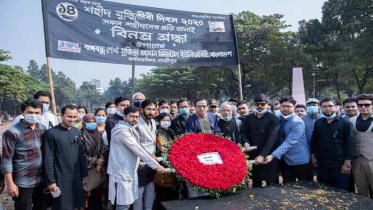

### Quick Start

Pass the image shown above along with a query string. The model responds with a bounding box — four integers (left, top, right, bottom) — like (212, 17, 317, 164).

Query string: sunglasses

(255, 103, 267, 107)
(357, 104, 372, 108)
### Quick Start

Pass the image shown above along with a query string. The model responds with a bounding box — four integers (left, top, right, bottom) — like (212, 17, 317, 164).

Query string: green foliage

(0, 64, 47, 113)
(0, 49, 12, 62)
(104, 77, 132, 101)
(77, 81, 105, 111)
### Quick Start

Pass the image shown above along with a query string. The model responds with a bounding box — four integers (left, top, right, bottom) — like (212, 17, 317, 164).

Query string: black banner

(42, 0, 239, 66)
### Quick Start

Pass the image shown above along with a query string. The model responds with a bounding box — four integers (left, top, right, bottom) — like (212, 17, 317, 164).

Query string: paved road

(0, 122, 12, 143)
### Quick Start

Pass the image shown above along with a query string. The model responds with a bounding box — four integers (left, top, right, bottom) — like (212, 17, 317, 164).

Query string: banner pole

(131, 62, 136, 96)
(46, 57, 57, 115)
(230, 15, 243, 101)
(238, 65, 243, 101)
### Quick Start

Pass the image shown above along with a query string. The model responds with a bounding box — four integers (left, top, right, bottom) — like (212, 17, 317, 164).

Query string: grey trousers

(116, 205, 130, 210)
(352, 156, 373, 197)
(133, 182, 155, 210)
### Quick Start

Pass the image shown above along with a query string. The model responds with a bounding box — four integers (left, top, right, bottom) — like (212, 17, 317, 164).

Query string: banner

(42, 0, 239, 66)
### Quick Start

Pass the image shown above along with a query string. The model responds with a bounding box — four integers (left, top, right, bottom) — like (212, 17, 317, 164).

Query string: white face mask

(42, 104, 50, 113)
(160, 121, 171, 128)
(281, 113, 293, 119)
(107, 108, 117, 115)
(77, 114, 84, 121)
(160, 109, 170, 114)
(24, 114, 41, 124)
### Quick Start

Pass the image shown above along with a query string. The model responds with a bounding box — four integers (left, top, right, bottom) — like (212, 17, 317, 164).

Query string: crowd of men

(1, 90, 373, 210)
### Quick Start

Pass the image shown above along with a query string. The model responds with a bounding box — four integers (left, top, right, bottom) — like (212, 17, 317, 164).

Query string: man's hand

(151, 155, 159, 162)
(96, 165, 102, 172)
(47, 183, 58, 193)
(311, 155, 318, 168)
(262, 155, 274, 165)
(243, 143, 252, 152)
(7, 182, 18, 197)
(156, 165, 165, 174)
(82, 177, 88, 184)
(341, 164, 351, 174)
(254, 155, 264, 165)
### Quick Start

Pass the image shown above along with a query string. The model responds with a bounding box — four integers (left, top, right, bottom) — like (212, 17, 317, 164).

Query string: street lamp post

(312, 71, 316, 98)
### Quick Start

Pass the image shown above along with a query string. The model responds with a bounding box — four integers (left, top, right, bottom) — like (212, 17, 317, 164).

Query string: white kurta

(107, 121, 159, 205)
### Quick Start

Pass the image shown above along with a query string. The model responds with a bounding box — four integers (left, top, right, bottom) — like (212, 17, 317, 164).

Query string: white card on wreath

(198, 152, 223, 165)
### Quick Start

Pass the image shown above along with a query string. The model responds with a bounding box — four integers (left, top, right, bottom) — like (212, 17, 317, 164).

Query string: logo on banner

(208, 21, 225, 32)
(56, 3, 78, 21)
(57, 40, 81, 53)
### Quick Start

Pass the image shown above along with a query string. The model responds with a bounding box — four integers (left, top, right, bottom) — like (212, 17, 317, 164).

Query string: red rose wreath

(163, 133, 251, 198)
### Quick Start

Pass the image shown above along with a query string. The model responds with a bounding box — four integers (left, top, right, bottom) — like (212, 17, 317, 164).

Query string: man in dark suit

(170, 99, 191, 137)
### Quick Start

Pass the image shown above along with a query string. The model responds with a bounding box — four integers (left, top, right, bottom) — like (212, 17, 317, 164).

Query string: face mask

(275, 110, 281, 115)
(323, 112, 336, 120)
(160, 108, 170, 114)
(42, 104, 50, 113)
(77, 114, 84, 121)
(116, 111, 124, 117)
(232, 105, 237, 112)
(160, 121, 171, 128)
(254, 109, 268, 114)
(307, 106, 319, 115)
(134, 101, 141, 108)
(107, 108, 116, 115)
(281, 113, 293, 119)
(24, 114, 41, 124)
(335, 107, 340, 113)
(179, 108, 190, 116)
(96, 116, 107, 124)
(221, 115, 232, 122)
(85, 123, 97, 131)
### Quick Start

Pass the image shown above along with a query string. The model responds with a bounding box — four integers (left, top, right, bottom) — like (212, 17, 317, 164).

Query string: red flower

(168, 133, 248, 190)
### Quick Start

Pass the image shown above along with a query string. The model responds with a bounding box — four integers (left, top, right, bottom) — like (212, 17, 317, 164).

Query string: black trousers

(279, 160, 312, 183)
(251, 159, 278, 187)
(13, 185, 43, 210)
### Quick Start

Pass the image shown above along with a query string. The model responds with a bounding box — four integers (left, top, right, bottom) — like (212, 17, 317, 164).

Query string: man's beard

(128, 121, 137, 126)
(144, 113, 154, 119)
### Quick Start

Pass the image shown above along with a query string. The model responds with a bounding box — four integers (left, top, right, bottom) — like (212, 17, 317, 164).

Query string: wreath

(162, 133, 252, 198)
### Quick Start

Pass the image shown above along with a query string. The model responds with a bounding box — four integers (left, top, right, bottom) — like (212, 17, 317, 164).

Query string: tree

(27, 60, 40, 78)
(104, 77, 132, 101)
(0, 64, 46, 113)
(0, 49, 11, 62)
(235, 11, 311, 100)
(54, 71, 77, 108)
(78, 81, 105, 111)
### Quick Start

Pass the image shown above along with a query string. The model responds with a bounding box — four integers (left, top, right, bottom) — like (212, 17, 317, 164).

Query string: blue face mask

(179, 108, 190, 116)
(221, 115, 232, 122)
(85, 123, 97, 131)
(24, 114, 41, 124)
(96, 116, 107, 124)
(307, 106, 319, 115)
(116, 111, 124, 117)
(323, 112, 336, 120)
(254, 109, 268, 114)
(232, 105, 237, 112)
(134, 101, 141, 108)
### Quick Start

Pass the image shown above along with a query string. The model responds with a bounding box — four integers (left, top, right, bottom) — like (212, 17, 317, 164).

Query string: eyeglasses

(280, 105, 294, 109)
(255, 103, 267, 107)
(357, 104, 372, 108)
(321, 105, 334, 109)
(127, 115, 139, 119)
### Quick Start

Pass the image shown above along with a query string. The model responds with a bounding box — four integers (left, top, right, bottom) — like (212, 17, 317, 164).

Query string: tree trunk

(334, 70, 341, 99)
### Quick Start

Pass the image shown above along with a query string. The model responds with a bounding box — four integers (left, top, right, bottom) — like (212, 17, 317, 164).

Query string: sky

(0, 0, 326, 89)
